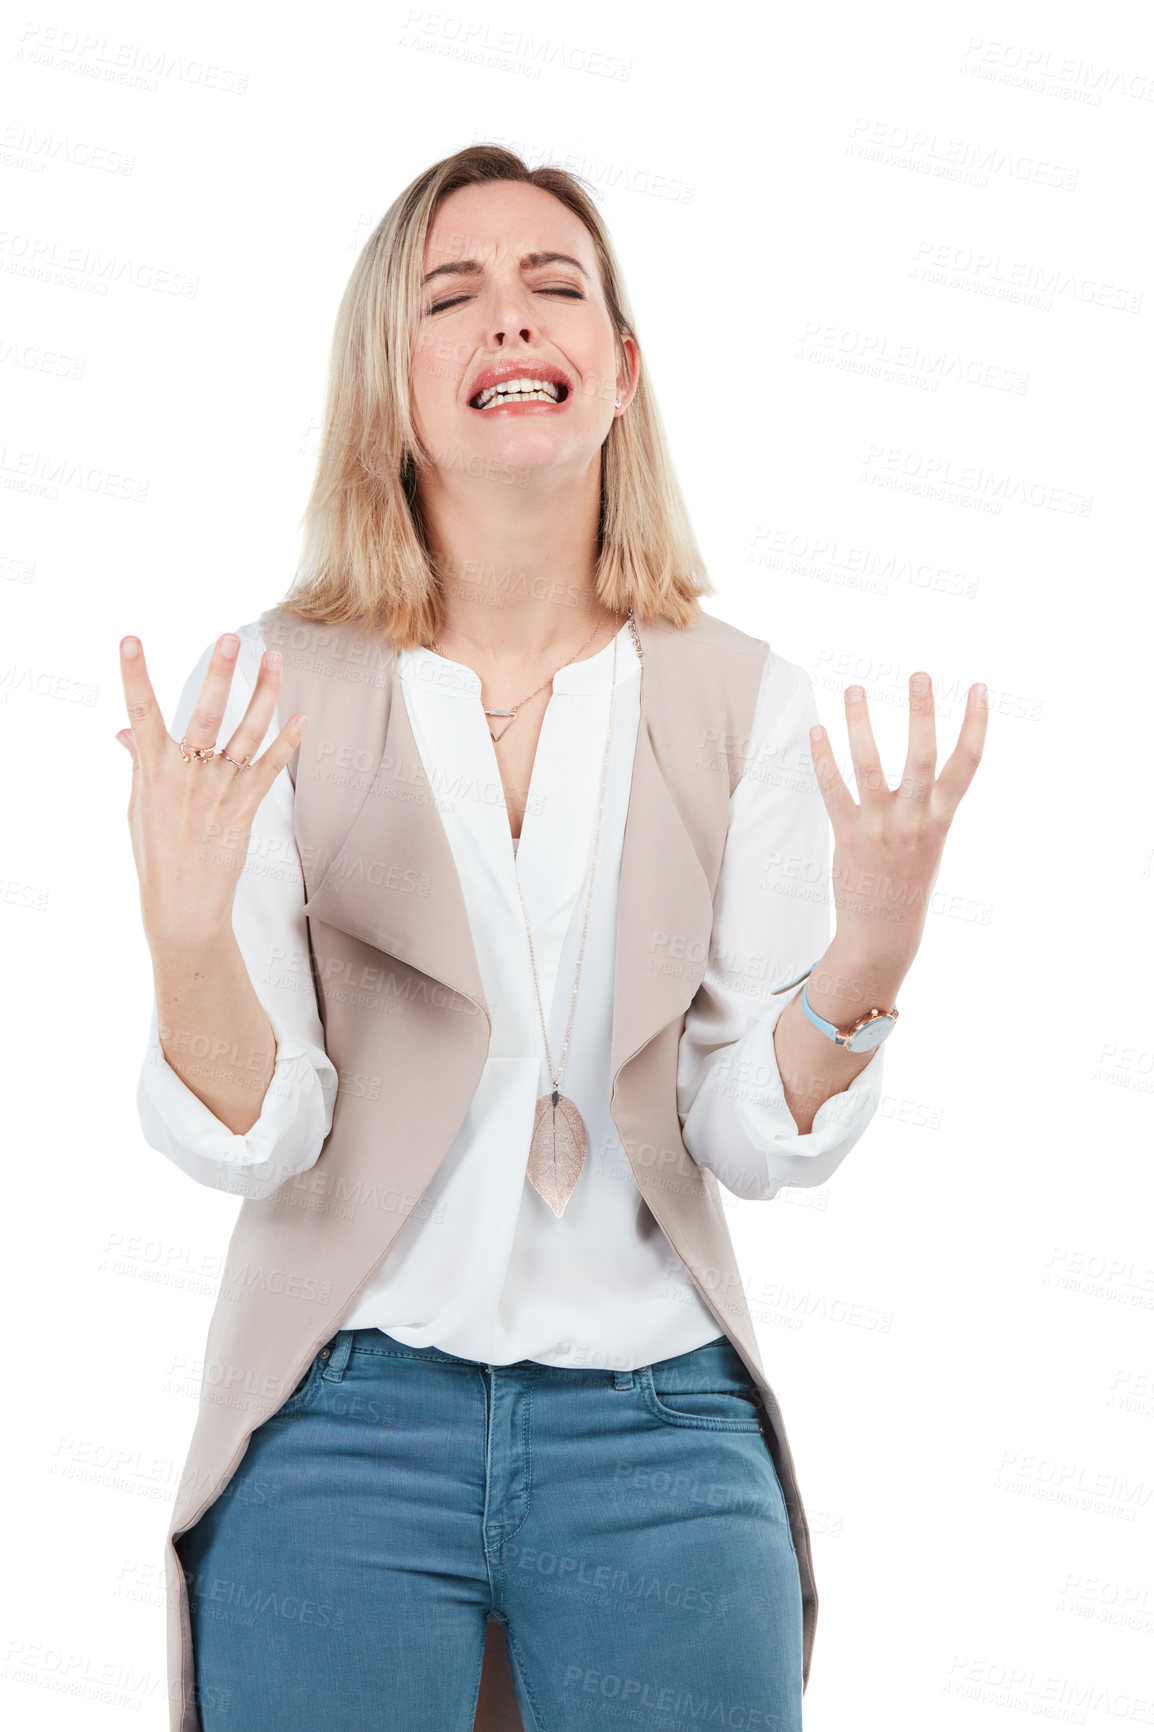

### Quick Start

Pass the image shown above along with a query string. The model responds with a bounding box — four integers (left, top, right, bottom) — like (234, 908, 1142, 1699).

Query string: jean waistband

(325, 1327, 742, 1382)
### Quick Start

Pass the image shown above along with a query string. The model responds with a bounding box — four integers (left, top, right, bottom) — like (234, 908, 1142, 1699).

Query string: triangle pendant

(488, 716, 517, 742)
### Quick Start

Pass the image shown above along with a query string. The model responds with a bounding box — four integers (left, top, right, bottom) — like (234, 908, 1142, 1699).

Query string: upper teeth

(474, 378, 561, 408)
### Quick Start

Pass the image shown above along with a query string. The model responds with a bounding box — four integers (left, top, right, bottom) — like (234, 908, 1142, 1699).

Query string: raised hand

(809, 671, 988, 982)
(117, 632, 307, 947)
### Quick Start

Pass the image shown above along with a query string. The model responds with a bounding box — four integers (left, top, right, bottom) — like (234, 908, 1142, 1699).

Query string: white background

(2, 0, 1151, 1726)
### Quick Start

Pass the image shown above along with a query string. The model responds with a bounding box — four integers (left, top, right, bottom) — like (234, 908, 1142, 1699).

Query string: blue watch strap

(799, 978, 841, 1041)
(769, 961, 897, 1047)
(770, 965, 817, 997)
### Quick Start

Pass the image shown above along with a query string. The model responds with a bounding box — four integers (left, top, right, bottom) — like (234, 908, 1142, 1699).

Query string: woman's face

(410, 180, 636, 488)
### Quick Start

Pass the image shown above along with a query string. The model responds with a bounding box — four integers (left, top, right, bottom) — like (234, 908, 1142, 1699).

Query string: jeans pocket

(640, 1366, 764, 1431)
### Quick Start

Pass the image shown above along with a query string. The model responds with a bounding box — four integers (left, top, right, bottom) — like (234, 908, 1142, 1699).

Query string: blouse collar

(397, 617, 640, 698)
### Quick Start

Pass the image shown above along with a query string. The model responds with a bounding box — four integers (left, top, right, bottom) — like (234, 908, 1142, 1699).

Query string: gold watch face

(846, 1014, 896, 1053)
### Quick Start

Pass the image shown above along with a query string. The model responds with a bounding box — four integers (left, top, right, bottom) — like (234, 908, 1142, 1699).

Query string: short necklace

(428, 610, 613, 742)
(424, 608, 644, 1216)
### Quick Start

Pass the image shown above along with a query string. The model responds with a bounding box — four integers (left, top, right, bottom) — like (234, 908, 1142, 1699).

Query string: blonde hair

(278, 143, 714, 648)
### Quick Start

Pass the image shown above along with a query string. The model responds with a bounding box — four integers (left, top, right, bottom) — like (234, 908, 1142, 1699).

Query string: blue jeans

(176, 1328, 805, 1730)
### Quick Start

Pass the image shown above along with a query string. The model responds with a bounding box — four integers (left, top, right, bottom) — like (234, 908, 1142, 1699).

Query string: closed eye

(427, 288, 585, 315)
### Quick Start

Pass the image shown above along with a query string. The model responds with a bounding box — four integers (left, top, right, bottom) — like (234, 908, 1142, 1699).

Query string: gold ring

(178, 737, 217, 762)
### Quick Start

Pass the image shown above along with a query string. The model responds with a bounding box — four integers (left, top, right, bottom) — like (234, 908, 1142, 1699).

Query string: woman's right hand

(116, 632, 307, 946)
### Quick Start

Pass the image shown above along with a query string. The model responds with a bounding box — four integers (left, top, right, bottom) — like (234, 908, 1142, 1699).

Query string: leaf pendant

(526, 1090, 587, 1218)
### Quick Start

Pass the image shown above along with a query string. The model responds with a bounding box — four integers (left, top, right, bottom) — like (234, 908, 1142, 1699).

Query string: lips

(467, 360, 572, 410)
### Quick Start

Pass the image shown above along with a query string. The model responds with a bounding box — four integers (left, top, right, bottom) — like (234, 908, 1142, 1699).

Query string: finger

(221, 650, 287, 767)
(182, 633, 246, 752)
(116, 726, 141, 823)
(238, 710, 309, 803)
(119, 637, 173, 762)
(935, 683, 988, 818)
(898, 670, 937, 806)
(843, 685, 887, 803)
(808, 721, 858, 828)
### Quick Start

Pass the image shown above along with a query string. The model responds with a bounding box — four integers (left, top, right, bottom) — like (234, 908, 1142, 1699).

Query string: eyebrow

(421, 251, 590, 288)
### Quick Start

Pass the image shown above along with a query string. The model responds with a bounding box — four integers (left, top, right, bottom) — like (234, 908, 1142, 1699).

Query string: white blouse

(137, 615, 885, 1369)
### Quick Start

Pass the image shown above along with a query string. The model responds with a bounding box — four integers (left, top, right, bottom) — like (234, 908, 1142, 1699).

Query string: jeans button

(320, 1348, 331, 1360)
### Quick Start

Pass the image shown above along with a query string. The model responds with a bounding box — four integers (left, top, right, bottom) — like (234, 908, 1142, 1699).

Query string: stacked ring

(177, 737, 216, 762)
(177, 738, 252, 771)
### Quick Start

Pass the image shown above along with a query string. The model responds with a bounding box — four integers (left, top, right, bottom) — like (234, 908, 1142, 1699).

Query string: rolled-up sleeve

(135, 623, 338, 1200)
(676, 650, 884, 1200)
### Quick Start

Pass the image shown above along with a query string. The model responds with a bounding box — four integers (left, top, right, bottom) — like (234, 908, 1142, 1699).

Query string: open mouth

(469, 378, 570, 411)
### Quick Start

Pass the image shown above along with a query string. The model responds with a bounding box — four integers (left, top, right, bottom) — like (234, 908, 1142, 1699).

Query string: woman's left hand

(809, 671, 988, 983)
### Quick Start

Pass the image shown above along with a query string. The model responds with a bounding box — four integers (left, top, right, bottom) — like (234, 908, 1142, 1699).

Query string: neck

(418, 460, 607, 663)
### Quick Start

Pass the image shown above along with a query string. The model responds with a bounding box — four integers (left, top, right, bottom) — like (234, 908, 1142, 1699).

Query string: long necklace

(515, 619, 630, 1216)
(429, 611, 609, 742)
(424, 609, 643, 1217)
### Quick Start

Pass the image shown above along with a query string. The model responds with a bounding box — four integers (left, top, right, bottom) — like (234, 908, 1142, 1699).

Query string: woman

(119, 145, 986, 1732)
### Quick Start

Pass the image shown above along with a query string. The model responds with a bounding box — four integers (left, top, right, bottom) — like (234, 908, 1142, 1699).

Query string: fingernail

(846, 684, 864, 702)
(809, 724, 824, 742)
(121, 637, 140, 657)
(975, 682, 988, 704)
(265, 650, 283, 669)
(912, 672, 929, 694)
(220, 634, 240, 658)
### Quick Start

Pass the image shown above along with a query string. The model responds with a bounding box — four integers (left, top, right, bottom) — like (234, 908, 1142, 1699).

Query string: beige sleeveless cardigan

(162, 604, 820, 1730)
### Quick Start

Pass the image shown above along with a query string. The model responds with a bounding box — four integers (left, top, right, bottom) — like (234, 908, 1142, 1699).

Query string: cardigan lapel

(608, 633, 715, 1087)
(290, 612, 714, 1081)
(299, 646, 489, 1014)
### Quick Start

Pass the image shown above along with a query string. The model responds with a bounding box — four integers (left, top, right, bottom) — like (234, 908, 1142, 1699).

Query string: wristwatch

(771, 965, 899, 1054)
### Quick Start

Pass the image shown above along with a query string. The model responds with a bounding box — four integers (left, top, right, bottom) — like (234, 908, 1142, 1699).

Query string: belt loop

(613, 1368, 636, 1391)
(321, 1328, 355, 1383)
